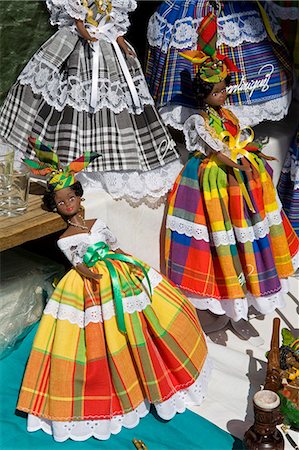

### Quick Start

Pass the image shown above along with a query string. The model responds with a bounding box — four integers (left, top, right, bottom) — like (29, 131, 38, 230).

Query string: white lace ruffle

(167, 210, 283, 247)
(77, 159, 183, 204)
(264, 1, 299, 21)
(46, 0, 137, 30)
(158, 93, 291, 130)
(57, 218, 119, 265)
(18, 52, 153, 115)
(183, 114, 223, 154)
(26, 355, 212, 442)
(187, 254, 299, 322)
(147, 9, 277, 53)
(227, 93, 292, 127)
(44, 268, 162, 327)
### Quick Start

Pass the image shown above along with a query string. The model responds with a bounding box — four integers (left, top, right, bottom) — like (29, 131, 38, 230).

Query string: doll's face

(205, 80, 227, 108)
(54, 187, 81, 217)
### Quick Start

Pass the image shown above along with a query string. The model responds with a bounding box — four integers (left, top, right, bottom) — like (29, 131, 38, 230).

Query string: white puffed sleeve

(46, 0, 87, 27)
(183, 114, 224, 154)
(110, 0, 137, 37)
(57, 238, 89, 266)
(102, 227, 119, 251)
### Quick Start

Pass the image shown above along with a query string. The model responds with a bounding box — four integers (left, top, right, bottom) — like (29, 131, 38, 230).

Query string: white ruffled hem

(186, 252, 299, 322)
(158, 93, 291, 130)
(77, 159, 183, 206)
(26, 355, 212, 442)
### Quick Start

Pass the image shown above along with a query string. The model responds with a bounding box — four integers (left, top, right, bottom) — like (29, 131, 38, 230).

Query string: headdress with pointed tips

(24, 137, 99, 192)
(180, 12, 240, 83)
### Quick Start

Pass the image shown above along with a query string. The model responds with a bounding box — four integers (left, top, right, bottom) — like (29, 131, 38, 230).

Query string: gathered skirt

(165, 152, 299, 320)
(0, 28, 179, 173)
(17, 258, 209, 441)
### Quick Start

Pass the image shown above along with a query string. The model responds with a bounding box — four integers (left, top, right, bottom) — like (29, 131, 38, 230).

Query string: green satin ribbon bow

(83, 242, 152, 334)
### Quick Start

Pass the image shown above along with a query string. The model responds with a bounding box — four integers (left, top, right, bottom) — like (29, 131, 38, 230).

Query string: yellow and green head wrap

(24, 137, 99, 192)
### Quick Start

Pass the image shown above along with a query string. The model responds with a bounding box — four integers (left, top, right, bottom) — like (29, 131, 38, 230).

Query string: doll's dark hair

(43, 180, 84, 212)
(193, 72, 231, 109)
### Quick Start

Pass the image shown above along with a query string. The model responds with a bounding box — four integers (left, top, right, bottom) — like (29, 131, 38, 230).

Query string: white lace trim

(57, 219, 119, 265)
(26, 355, 212, 442)
(158, 94, 291, 130)
(77, 159, 183, 203)
(44, 268, 162, 327)
(18, 52, 153, 114)
(166, 210, 283, 246)
(147, 9, 276, 53)
(46, 0, 137, 30)
(264, 2, 299, 21)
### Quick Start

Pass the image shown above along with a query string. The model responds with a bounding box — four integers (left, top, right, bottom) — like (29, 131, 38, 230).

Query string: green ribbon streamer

(83, 242, 152, 334)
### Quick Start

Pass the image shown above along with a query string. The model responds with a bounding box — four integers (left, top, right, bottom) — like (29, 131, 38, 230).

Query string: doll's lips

(67, 207, 73, 212)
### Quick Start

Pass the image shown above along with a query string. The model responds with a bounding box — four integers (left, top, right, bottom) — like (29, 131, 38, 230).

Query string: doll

(164, 13, 299, 336)
(18, 138, 210, 442)
(0, 0, 182, 206)
(277, 131, 299, 237)
(146, 0, 293, 131)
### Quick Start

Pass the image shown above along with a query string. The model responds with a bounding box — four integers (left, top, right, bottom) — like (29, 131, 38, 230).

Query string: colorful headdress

(24, 137, 99, 192)
(180, 12, 240, 83)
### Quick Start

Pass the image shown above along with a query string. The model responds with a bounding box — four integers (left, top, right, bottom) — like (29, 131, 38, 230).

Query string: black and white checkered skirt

(0, 28, 179, 173)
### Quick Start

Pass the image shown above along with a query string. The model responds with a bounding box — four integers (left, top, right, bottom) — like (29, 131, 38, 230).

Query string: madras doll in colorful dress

(146, 0, 293, 131)
(0, 0, 182, 205)
(165, 13, 299, 335)
(17, 138, 210, 442)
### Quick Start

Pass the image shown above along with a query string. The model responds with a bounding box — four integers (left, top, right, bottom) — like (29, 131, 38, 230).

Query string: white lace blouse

(46, 0, 137, 38)
(57, 218, 119, 266)
(183, 113, 249, 156)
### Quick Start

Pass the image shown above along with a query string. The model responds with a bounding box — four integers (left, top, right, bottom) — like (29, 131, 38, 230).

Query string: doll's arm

(75, 19, 97, 42)
(116, 36, 136, 56)
(213, 151, 251, 172)
(75, 263, 102, 281)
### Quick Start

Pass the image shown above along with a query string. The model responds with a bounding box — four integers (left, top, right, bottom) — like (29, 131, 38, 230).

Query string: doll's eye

(56, 200, 65, 206)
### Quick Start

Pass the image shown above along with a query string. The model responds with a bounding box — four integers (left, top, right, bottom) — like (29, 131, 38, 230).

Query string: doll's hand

(90, 273, 102, 292)
(116, 36, 136, 57)
(238, 163, 252, 172)
(76, 19, 98, 43)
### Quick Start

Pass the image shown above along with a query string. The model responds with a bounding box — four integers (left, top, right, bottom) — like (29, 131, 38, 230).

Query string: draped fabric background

(0, 1, 53, 104)
(0, 0, 161, 105)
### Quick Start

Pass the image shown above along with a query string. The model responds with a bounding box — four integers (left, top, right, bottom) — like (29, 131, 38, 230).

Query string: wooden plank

(0, 185, 66, 251)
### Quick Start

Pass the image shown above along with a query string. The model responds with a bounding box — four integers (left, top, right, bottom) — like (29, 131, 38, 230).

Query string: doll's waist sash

(83, 241, 152, 333)
(85, 15, 141, 110)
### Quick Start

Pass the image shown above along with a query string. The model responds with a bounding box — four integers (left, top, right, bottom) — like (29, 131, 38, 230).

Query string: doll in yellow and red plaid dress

(165, 12, 299, 339)
(17, 138, 210, 442)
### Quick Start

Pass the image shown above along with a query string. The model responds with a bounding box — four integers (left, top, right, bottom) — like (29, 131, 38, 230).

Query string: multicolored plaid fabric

(278, 132, 299, 237)
(146, 1, 293, 109)
(24, 137, 99, 191)
(0, 28, 179, 172)
(196, 11, 217, 57)
(165, 109, 299, 300)
(17, 259, 207, 420)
